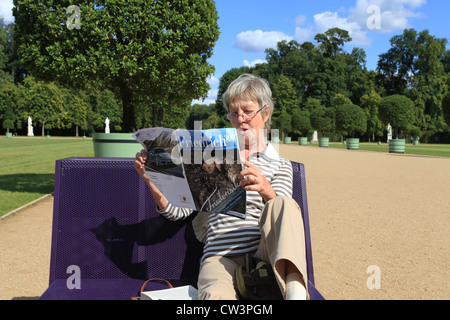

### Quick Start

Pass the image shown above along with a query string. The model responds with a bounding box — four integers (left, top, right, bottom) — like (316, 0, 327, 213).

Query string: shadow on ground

(0, 174, 54, 194)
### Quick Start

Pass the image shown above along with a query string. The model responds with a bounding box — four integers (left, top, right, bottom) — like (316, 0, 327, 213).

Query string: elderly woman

(135, 74, 307, 300)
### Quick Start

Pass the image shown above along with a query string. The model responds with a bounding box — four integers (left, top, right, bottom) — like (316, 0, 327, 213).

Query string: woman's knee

(262, 196, 302, 221)
(197, 256, 240, 300)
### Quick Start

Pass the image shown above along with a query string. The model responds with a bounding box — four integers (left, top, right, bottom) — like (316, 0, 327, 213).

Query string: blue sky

(1, 0, 449, 105)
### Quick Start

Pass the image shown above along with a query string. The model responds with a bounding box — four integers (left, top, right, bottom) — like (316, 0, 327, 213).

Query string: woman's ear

(263, 106, 271, 123)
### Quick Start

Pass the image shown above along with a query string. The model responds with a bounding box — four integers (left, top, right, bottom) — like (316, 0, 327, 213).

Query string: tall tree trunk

(120, 82, 135, 132)
(158, 107, 164, 126)
(152, 104, 157, 127)
(41, 118, 46, 136)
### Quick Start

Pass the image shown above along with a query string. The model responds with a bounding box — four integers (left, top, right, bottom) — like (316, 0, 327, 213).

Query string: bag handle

(131, 278, 174, 300)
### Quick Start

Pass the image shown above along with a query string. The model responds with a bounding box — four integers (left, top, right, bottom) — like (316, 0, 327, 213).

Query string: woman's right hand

(134, 148, 169, 211)
(134, 149, 150, 182)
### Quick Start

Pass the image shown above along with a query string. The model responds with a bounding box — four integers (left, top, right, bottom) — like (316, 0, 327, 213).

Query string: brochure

(133, 127, 246, 219)
(140, 285, 198, 300)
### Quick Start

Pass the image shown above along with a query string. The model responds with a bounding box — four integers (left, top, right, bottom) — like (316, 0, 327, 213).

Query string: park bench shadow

(0, 173, 54, 194)
(90, 213, 202, 281)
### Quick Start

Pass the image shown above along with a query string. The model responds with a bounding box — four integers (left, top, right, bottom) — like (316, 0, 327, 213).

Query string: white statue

(27, 116, 34, 136)
(387, 123, 392, 142)
(105, 117, 110, 134)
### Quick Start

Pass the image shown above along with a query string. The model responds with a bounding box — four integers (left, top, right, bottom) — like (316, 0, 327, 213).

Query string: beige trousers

(197, 196, 307, 300)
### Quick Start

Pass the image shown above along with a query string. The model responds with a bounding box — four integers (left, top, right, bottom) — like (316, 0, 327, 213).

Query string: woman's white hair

(222, 74, 274, 131)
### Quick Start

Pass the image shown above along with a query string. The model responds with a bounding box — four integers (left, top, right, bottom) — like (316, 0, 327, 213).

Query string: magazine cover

(133, 127, 246, 219)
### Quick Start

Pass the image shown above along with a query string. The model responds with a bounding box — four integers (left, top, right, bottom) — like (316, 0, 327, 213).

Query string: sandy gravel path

(279, 144, 449, 300)
(0, 144, 448, 300)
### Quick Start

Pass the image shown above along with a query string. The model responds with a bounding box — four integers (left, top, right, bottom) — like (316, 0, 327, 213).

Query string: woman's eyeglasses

(226, 105, 267, 122)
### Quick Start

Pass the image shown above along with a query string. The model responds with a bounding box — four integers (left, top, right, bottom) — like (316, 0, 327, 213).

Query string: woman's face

(228, 97, 270, 152)
(228, 98, 269, 131)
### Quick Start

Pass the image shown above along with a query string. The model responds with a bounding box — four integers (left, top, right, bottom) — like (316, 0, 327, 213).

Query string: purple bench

(40, 157, 324, 300)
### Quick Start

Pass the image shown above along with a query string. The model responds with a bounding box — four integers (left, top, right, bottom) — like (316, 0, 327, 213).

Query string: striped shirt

(157, 143, 293, 261)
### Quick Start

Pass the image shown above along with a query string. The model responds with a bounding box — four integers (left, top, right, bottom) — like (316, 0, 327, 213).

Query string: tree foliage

(378, 95, 415, 139)
(310, 106, 335, 137)
(291, 109, 311, 137)
(360, 90, 384, 139)
(272, 75, 300, 115)
(377, 29, 449, 132)
(442, 92, 450, 126)
(0, 77, 123, 135)
(334, 103, 367, 138)
(13, 0, 220, 131)
(0, 17, 13, 85)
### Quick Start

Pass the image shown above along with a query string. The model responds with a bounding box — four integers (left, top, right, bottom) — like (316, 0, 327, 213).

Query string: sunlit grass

(0, 136, 94, 217)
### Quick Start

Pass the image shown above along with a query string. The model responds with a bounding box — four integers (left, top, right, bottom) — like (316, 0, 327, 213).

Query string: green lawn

(0, 136, 94, 217)
(297, 141, 450, 157)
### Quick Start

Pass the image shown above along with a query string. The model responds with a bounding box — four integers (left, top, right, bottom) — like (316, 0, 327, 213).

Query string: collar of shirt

(247, 142, 280, 162)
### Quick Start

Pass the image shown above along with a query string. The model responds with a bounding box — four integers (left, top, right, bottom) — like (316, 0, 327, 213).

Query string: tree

(1, 19, 27, 84)
(377, 29, 418, 96)
(88, 89, 122, 131)
(0, 82, 18, 125)
(186, 103, 212, 129)
(0, 17, 13, 84)
(360, 90, 384, 141)
(314, 28, 352, 58)
(63, 88, 89, 137)
(2, 119, 14, 134)
(443, 92, 450, 126)
(273, 111, 292, 138)
(334, 103, 367, 138)
(409, 30, 448, 130)
(310, 106, 335, 138)
(343, 48, 373, 104)
(13, 0, 220, 132)
(331, 93, 352, 109)
(272, 75, 300, 116)
(303, 97, 322, 112)
(377, 29, 448, 131)
(311, 28, 353, 105)
(263, 40, 309, 97)
(378, 95, 415, 139)
(21, 77, 67, 136)
(291, 109, 312, 137)
(44, 123, 52, 136)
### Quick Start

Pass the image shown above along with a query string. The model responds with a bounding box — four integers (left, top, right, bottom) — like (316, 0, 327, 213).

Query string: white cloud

(292, 0, 426, 45)
(349, 0, 426, 33)
(206, 75, 219, 87)
(233, 30, 293, 53)
(243, 59, 267, 68)
(294, 14, 314, 43)
(295, 26, 314, 44)
(192, 89, 218, 106)
(0, 0, 14, 24)
(295, 15, 307, 26)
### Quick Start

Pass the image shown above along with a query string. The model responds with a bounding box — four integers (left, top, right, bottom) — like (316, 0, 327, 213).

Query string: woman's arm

(134, 149, 169, 211)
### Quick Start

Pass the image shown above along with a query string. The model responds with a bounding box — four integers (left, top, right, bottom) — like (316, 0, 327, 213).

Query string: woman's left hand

(239, 160, 276, 202)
